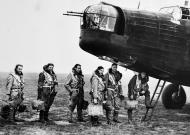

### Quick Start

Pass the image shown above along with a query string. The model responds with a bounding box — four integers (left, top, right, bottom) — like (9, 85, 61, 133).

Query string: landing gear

(162, 84, 186, 109)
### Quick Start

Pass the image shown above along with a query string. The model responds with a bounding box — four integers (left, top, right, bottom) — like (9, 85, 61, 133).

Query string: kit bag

(88, 104, 104, 116)
(123, 100, 138, 110)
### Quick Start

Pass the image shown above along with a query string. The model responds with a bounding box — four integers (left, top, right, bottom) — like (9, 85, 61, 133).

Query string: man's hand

(93, 98, 98, 104)
(70, 89, 79, 96)
(141, 90, 145, 94)
(130, 95, 134, 100)
(72, 89, 79, 93)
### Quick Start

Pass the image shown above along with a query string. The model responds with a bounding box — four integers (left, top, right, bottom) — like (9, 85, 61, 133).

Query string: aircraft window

(159, 6, 182, 20)
(84, 4, 118, 32)
(181, 7, 190, 19)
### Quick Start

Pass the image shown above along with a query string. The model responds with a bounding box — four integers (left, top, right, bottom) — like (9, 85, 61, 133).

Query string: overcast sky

(0, 0, 186, 74)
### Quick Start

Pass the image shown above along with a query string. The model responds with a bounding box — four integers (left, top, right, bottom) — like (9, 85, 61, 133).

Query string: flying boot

(113, 111, 121, 123)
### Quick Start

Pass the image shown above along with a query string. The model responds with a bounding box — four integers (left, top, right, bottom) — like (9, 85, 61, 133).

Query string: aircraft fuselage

(79, 3, 190, 86)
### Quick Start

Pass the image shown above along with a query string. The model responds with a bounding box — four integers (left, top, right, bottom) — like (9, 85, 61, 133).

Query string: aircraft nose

(79, 28, 129, 58)
(79, 29, 110, 56)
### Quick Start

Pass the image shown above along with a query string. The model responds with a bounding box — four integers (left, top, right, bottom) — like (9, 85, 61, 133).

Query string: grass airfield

(0, 73, 190, 135)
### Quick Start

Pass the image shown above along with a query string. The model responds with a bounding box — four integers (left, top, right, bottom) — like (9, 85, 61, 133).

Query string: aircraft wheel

(162, 84, 186, 109)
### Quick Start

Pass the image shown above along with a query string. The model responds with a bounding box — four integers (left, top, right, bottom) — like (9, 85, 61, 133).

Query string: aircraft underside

(80, 29, 187, 110)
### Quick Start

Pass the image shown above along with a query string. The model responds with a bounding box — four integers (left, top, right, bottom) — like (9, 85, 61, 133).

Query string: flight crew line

(2, 63, 153, 125)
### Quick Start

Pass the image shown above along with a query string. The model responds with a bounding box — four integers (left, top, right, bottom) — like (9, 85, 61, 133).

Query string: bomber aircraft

(64, 1, 190, 120)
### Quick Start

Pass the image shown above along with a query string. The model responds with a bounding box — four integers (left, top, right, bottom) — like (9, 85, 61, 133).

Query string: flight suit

(38, 71, 58, 122)
(104, 70, 123, 124)
(90, 72, 105, 126)
(127, 75, 151, 121)
(64, 72, 85, 122)
(6, 73, 24, 122)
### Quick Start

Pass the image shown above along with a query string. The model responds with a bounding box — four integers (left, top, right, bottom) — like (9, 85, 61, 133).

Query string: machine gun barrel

(67, 11, 83, 14)
(62, 13, 82, 17)
(63, 11, 83, 17)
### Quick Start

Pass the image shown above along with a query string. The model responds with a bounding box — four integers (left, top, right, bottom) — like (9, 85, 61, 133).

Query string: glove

(54, 81, 58, 86)
(119, 95, 125, 100)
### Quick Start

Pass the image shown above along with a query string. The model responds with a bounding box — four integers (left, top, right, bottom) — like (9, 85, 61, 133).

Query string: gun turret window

(83, 4, 118, 32)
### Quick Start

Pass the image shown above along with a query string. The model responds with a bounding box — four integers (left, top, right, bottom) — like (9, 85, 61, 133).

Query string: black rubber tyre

(162, 84, 186, 109)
